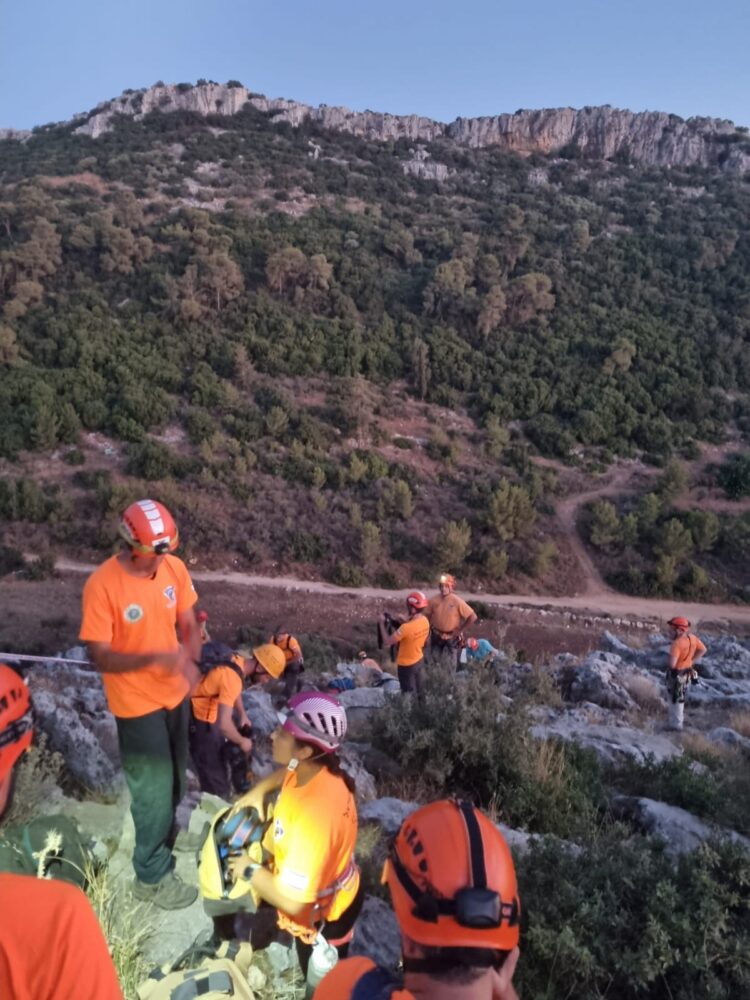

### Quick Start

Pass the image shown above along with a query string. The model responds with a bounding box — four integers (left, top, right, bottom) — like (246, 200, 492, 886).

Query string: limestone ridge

(13, 81, 750, 174)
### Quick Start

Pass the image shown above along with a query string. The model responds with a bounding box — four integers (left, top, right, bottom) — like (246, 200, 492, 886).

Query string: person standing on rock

(0, 663, 123, 999)
(314, 799, 522, 1000)
(79, 499, 202, 910)
(665, 616, 706, 732)
(426, 574, 477, 669)
(379, 592, 431, 695)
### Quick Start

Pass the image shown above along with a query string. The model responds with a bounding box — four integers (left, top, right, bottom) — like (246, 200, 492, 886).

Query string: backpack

(199, 642, 244, 682)
(0, 814, 90, 888)
(137, 940, 257, 1000)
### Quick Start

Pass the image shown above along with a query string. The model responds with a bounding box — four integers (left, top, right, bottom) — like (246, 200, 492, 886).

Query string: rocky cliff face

(29, 82, 750, 174)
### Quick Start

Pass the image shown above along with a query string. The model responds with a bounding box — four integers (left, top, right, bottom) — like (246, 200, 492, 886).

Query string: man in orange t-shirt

(665, 615, 707, 731)
(426, 573, 477, 668)
(379, 592, 430, 695)
(80, 499, 201, 909)
(0, 663, 122, 1000)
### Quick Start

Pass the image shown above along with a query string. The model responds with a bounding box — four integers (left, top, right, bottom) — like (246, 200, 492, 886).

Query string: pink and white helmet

(279, 692, 347, 753)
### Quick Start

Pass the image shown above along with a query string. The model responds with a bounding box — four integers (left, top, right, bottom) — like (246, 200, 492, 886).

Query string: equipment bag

(138, 941, 256, 1000)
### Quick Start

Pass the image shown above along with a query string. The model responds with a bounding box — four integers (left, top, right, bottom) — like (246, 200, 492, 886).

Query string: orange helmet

(119, 499, 179, 555)
(439, 573, 456, 590)
(0, 664, 33, 782)
(668, 616, 690, 631)
(384, 799, 520, 952)
(406, 591, 428, 610)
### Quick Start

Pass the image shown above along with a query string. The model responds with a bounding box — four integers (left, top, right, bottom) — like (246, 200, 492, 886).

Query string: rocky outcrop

(56, 83, 749, 174)
(611, 795, 750, 856)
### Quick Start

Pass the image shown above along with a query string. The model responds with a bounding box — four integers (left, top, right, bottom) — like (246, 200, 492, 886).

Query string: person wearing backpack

(0, 663, 123, 1000)
(314, 799, 521, 1000)
(225, 692, 363, 981)
(189, 642, 284, 799)
(665, 616, 707, 731)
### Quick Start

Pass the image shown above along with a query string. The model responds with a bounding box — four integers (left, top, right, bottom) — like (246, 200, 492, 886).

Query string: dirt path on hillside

(51, 557, 750, 628)
(553, 462, 652, 597)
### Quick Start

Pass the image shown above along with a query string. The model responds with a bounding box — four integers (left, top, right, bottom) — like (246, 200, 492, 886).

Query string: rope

(0, 652, 92, 667)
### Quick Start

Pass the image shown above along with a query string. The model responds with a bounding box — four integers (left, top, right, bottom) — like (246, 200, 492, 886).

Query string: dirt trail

(553, 462, 652, 597)
(52, 558, 750, 628)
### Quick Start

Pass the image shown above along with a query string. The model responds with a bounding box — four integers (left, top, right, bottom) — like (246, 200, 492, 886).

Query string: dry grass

(621, 674, 665, 716)
(728, 710, 750, 738)
(680, 732, 730, 761)
(85, 862, 155, 1000)
(527, 737, 568, 789)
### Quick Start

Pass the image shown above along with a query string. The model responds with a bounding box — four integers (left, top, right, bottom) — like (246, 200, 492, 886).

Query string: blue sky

(2, 0, 748, 130)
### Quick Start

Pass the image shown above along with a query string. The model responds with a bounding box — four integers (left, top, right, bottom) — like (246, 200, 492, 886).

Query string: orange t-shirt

(0, 874, 122, 1000)
(394, 615, 430, 666)
(314, 957, 413, 999)
(426, 593, 475, 634)
(79, 554, 197, 718)
(263, 766, 359, 938)
(191, 664, 244, 724)
(273, 634, 303, 664)
(670, 633, 707, 671)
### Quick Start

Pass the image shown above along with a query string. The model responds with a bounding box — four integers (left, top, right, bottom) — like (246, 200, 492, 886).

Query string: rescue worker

(0, 663, 123, 999)
(227, 692, 363, 978)
(426, 574, 477, 668)
(314, 799, 521, 1000)
(80, 499, 201, 909)
(464, 637, 501, 665)
(665, 616, 707, 731)
(379, 592, 430, 695)
(270, 628, 305, 697)
(189, 641, 271, 800)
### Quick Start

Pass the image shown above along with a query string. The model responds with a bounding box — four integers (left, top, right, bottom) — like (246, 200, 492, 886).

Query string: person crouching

(189, 641, 257, 800)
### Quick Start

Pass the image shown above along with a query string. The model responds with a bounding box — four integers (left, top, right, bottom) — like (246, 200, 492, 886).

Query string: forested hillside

(1, 87, 750, 594)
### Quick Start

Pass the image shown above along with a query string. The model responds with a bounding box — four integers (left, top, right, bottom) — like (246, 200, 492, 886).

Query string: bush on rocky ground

(516, 834, 750, 999)
(611, 747, 750, 837)
(369, 662, 604, 839)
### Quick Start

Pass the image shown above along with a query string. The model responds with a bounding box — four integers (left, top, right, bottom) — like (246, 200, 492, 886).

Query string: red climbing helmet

(384, 799, 521, 951)
(119, 499, 179, 555)
(406, 591, 428, 610)
(0, 664, 33, 782)
(668, 616, 690, 631)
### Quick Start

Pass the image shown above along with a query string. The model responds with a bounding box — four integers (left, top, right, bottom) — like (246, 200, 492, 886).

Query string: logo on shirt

(123, 603, 144, 624)
(163, 585, 176, 606)
(274, 818, 285, 841)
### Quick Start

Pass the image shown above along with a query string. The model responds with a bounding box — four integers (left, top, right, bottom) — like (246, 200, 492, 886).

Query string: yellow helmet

(253, 643, 286, 679)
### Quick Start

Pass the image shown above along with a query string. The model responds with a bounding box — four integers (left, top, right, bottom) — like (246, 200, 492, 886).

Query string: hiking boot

(132, 871, 198, 910)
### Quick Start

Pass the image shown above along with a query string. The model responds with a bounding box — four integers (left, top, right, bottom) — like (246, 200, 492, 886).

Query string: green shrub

(370, 662, 603, 839)
(517, 834, 750, 999)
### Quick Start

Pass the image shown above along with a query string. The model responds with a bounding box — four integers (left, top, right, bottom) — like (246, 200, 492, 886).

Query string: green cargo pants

(116, 698, 189, 884)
